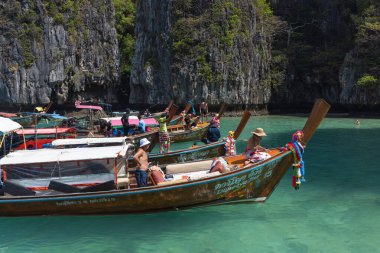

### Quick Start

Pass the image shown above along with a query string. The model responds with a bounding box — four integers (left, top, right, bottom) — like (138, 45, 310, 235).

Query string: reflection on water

(0, 116, 379, 253)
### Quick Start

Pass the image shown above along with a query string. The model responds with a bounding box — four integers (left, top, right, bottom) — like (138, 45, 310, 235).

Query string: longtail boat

(128, 111, 252, 167)
(0, 99, 330, 216)
(167, 122, 209, 143)
(0, 117, 24, 157)
(14, 128, 77, 150)
(11, 113, 68, 128)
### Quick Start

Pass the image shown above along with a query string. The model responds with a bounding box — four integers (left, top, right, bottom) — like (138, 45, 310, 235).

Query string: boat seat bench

(165, 160, 213, 174)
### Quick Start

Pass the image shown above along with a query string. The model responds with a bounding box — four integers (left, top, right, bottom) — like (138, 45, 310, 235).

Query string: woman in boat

(133, 138, 151, 187)
(158, 112, 170, 153)
(211, 113, 220, 128)
(245, 128, 268, 158)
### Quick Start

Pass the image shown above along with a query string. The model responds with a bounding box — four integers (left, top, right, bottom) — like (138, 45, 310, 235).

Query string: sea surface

(0, 116, 379, 253)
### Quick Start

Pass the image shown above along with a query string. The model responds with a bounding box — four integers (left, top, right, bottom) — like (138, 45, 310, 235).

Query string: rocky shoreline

(0, 103, 379, 118)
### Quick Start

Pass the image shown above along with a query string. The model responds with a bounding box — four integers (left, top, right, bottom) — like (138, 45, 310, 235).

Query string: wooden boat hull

(126, 130, 159, 150)
(0, 151, 293, 216)
(128, 141, 226, 167)
(169, 125, 209, 143)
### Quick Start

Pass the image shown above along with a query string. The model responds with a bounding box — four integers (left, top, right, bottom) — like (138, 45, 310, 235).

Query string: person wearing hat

(246, 128, 268, 158)
(133, 138, 152, 187)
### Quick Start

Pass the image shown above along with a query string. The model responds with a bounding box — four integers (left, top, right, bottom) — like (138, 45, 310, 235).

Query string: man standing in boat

(133, 138, 151, 187)
(121, 108, 131, 136)
(158, 112, 170, 153)
(199, 101, 208, 123)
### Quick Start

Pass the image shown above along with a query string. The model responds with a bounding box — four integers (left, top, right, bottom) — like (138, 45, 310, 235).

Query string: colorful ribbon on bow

(287, 130, 305, 190)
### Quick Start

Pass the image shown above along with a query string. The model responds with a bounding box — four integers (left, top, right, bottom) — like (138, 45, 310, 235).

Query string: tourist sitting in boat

(158, 112, 170, 153)
(211, 113, 220, 128)
(134, 114, 145, 134)
(202, 122, 220, 144)
(144, 109, 151, 117)
(245, 128, 269, 160)
(133, 138, 159, 187)
(179, 110, 186, 125)
(209, 157, 230, 173)
(185, 114, 199, 130)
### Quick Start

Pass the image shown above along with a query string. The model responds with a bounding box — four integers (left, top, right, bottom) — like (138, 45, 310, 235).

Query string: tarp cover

(0, 116, 22, 133)
(16, 128, 76, 135)
(0, 144, 130, 165)
(102, 116, 157, 126)
(52, 137, 127, 146)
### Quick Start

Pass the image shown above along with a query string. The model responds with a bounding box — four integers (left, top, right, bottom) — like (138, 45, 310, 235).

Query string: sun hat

(251, 128, 267, 137)
(139, 138, 151, 147)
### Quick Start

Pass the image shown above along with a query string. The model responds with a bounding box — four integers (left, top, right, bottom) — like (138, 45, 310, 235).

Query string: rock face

(339, 51, 380, 105)
(130, 0, 276, 106)
(0, 0, 119, 106)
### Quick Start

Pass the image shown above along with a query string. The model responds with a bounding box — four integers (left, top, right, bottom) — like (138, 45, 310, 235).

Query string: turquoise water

(0, 116, 379, 253)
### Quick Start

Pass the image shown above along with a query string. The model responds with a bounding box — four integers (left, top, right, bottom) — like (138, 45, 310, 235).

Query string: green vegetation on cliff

(1, 1, 43, 67)
(354, 1, 380, 86)
(112, 0, 136, 76)
(172, 0, 279, 84)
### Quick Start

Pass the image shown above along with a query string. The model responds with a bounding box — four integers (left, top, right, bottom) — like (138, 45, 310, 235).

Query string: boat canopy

(52, 137, 127, 147)
(0, 117, 22, 133)
(0, 144, 132, 165)
(0, 112, 17, 118)
(16, 127, 76, 135)
(75, 100, 103, 110)
(21, 112, 68, 119)
(101, 116, 158, 126)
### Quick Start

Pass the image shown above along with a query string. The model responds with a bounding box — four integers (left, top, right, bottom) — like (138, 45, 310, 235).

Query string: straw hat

(251, 128, 267, 137)
(139, 138, 151, 147)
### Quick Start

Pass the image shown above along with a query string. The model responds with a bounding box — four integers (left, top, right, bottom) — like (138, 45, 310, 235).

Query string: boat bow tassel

(287, 130, 305, 190)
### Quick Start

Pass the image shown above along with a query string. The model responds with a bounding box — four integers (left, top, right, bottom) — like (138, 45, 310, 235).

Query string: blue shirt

(207, 126, 221, 142)
(138, 119, 146, 133)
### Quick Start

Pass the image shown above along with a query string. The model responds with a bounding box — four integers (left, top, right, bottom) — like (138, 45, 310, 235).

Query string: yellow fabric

(35, 106, 44, 112)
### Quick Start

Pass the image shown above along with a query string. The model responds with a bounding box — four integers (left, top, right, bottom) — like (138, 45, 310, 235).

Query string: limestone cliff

(130, 0, 278, 106)
(0, 0, 119, 105)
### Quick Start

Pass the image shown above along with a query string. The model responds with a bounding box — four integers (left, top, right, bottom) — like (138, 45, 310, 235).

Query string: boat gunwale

(0, 150, 292, 203)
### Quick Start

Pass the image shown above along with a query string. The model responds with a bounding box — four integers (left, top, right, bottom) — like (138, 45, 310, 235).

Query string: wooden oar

(183, 103, 192, 114)
(302, 99, 331, 145)
(233, 111, 251, 140)
(146, 130, 159, 152)
(167, 104, 179, 123)
(217, 103, 228, 118)
(166, 100, 174, 110)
